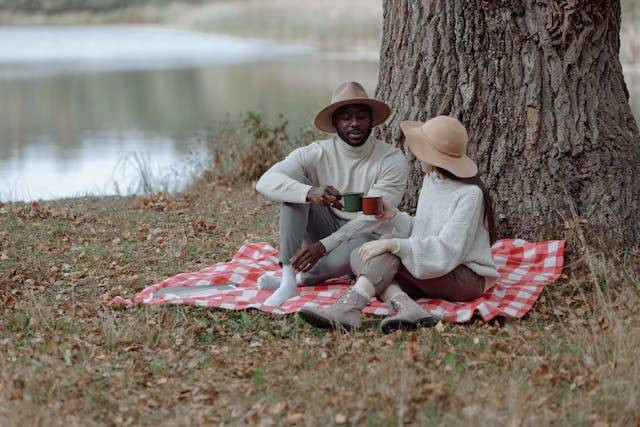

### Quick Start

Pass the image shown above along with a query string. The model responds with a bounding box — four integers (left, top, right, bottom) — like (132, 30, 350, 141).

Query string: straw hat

(400, 116, 478, 178)
(314, 81, 391, 132)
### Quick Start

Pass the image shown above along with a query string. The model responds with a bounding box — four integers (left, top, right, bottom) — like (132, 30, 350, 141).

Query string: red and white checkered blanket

(112, 239, 565, 323)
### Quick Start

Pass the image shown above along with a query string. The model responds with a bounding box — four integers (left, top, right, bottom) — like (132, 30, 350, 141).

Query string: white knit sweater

(390, 172, 499, 287)
(255, 136, 409, 252)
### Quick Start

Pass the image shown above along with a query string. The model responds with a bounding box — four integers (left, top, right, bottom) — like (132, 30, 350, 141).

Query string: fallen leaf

(462, 405, 481, 419)
(285, 412, 304, 424)
(268, 402, 286, 415)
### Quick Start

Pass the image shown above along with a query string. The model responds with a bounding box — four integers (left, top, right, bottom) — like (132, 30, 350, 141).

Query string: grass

(1, 181, 639, 425)
(0, 3, 639, 421)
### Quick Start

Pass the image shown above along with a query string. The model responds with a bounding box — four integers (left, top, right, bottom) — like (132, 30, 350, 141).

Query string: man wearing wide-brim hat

(255, 81, 409, 307)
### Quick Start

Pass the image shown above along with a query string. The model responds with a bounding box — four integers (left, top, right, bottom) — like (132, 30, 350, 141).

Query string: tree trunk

(376, 0, 640, 251)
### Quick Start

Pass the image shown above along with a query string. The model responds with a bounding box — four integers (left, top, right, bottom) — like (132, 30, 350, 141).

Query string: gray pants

(279, 177, 378, 286)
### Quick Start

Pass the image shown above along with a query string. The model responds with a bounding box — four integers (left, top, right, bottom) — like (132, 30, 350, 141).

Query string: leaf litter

(0, 183, 639, 425)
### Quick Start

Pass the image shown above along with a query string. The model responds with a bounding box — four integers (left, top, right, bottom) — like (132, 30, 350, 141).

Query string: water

(0, 25, 312, 75)
(1, 26, 639, 202)
(0, 26, 378, 201)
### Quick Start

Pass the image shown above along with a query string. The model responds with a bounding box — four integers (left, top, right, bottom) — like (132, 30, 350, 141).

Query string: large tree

(375, 0, 640, 251)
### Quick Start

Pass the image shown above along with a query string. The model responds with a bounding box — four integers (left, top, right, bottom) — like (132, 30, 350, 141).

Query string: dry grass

(201, 113, 317, 187)
(1, 182, 639, 426)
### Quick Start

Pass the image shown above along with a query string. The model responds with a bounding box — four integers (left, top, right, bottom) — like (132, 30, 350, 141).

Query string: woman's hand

(358, 239, 398, 262)
(375, 199, 396, 221)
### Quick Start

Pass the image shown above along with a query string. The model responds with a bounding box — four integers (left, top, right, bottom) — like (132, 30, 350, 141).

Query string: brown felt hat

(400, 116, 478, 178)
(314, 81, 391, 133)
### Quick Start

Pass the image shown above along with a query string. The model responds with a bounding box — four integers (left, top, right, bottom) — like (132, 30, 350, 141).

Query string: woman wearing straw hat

(298, 116, 500, 332)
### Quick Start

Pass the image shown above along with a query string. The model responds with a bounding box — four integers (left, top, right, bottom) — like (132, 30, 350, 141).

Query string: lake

(0, 26, 380, 201)
(0, 26, 639, 202)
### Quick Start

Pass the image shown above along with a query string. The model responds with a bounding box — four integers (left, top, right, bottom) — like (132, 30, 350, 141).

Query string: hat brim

(400, 121, 478, 178)
(314, 98, 391, 133)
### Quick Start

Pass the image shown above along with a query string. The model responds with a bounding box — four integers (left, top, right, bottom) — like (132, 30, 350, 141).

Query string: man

(255, 81, 409, 306)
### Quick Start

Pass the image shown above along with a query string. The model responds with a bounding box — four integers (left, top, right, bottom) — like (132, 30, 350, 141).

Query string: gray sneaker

(381, 293, 437, 334)
(298, 288, 370, 331)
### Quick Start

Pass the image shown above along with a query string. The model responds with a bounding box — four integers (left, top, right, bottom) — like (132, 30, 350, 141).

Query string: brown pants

(349, 243, 485, 302)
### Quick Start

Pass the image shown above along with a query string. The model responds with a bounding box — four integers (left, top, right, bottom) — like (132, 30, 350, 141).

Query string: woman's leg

(348, 235, 401, 298)
(350, 248, 437, 333)
(379, 283, 405, 303)
(378, 282, 437, 333)
(297, 235, 400, 331)
(395, 264, 485, 302)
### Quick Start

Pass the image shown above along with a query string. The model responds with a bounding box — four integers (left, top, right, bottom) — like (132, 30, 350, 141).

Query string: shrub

(202, 113, 321, 186)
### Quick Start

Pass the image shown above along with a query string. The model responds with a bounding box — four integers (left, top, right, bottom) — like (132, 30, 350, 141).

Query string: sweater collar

(333, 135, 376, 159)
(425, 171, 457, 190)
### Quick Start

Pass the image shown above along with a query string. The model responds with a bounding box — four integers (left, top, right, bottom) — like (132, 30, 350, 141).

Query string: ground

(1, 182, 639, 426)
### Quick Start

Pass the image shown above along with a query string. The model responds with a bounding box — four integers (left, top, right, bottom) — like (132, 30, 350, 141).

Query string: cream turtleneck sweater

(255, 135, 409, 252)
(390, 172, 500, 287)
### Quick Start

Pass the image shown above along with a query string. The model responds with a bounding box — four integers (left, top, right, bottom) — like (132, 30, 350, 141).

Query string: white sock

(380, 283, 404, 303)
(353, 276, 375, 300)
(257, 272, 281, 290)
(263, 265, 299, 307)
(257, 271, 302, 291)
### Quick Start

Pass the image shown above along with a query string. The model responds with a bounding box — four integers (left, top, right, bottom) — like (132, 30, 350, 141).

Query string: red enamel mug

(361, 196, 383, 215)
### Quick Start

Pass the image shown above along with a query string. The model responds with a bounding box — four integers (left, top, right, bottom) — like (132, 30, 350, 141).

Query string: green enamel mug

(342, 192, 363, 212)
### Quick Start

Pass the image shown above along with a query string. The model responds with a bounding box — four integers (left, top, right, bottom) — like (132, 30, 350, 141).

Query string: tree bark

(376, 0, 640, 251)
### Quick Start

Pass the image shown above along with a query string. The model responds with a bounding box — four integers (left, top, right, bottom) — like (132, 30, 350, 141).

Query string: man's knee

(278, 175, 313, 209)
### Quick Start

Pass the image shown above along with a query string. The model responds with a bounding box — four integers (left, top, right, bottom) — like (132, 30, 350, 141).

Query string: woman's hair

(435, 167, 498, 244)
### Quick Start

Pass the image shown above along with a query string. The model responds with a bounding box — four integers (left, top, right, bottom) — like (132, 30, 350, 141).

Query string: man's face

(332, 104, 373, 147)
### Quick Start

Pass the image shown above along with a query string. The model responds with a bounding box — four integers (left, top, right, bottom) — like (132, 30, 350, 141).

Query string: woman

(298, 115, 500, 333)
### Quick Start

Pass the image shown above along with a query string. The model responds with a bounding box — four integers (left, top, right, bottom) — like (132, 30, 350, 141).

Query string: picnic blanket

(112, 239, 566, 323)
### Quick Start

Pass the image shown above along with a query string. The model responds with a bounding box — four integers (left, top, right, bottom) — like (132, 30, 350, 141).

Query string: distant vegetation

(0, 0, 382, 52)
(621, 0, 640, 68)
(1, 0, 636, 65)
(0, 0, 191, 13)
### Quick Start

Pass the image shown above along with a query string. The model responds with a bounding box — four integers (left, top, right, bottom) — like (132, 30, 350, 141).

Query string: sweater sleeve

(389, 210, 414, 238)
(319, 152, 409, 252)
(255, 146, 315, 203)
(393, 187, 484, 279)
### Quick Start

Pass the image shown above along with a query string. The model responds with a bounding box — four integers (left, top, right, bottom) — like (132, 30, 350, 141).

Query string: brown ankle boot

(381, 293, 437, 334)
(298, 288, 370, 331)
